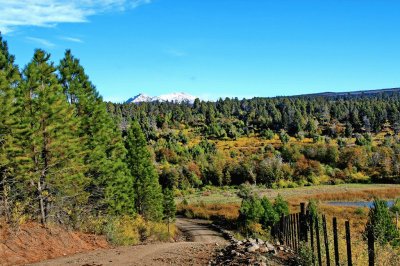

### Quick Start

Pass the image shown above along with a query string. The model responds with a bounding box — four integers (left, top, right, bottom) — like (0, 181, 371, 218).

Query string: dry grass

(177, 202, 240, 221)
(288, 187, 400, 205)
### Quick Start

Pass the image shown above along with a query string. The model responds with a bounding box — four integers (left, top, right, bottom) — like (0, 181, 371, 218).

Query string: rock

(276, 241, 281, 246)
(256, 238, 265, 245)
(247, 244, 260, 252)
(266, 242, 275, 251)
(248, 238, 256, 244)
(279, 246, 284, 251)
(258, 246, 268, 253)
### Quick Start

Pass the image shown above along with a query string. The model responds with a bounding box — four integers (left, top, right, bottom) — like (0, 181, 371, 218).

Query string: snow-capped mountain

(126, 94, 155, 104)
(126, 92, 197, 104)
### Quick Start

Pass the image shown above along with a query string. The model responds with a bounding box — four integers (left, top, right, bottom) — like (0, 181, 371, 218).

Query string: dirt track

(30, 218, 227, 266)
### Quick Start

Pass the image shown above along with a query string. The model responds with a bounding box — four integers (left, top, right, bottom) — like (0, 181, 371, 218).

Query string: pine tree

(163, 188, 176, 237)
(58, 50, 133, 216)
(15, 49, 88, 224)
(125, 121, 163, 221)
(0, 34, 20, 221)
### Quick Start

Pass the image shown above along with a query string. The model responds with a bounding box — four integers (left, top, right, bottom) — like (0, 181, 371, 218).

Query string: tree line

(0, 34, 174, 227)
(104, 88, 400, 190)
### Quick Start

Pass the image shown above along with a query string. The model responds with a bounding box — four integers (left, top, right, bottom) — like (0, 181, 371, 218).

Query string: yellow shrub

(350, 172, 370, 183)
(105, 215, 176, 245)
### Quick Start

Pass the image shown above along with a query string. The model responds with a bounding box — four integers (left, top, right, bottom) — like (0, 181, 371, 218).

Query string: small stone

(247, 244, 260, 252)
(256, 238, 265, 245)
(279, 246, 284, 251)
(258, 246, 268, 253)
(266, 243, 275, 251)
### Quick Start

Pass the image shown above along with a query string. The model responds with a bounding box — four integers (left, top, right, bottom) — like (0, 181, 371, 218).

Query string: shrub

(105, 215, 175, 245)
(261, 129, 275, 140)
(365, 199, 399, 246)
(279, 130, 290, 144)
(355, 207, 366, 216)
(273, 194, 289, 217)
(260, 197, 279, 228)
(297, 242, 314, 266)
(105, 215, 148, 245)
(390, 198, 400, 214)
(307, 199, 319, 220)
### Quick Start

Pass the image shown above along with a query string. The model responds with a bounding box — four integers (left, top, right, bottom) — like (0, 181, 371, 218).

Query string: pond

(327, 200, 395, 208)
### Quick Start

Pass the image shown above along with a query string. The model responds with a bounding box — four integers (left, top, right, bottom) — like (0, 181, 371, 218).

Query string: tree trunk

(38, 179, 46, 224)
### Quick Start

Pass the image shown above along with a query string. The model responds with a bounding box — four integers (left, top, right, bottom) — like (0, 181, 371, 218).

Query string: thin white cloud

(0, 0, 151, 33)
(60, 36, 84, 43)
(26, 37, 55, 48)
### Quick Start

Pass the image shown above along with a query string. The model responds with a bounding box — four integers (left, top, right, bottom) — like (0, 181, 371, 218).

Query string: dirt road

(30, 218, 227, 266)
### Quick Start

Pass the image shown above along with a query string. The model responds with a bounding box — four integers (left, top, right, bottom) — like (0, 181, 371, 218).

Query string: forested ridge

(106, 85, 400, 189)
(0, 34, 173, 232)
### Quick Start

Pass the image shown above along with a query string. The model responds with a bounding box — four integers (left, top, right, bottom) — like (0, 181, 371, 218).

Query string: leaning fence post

(315, 216, 323, 266)
(367, 226, 375, 266)
(322, 215, 331, 266)
(333, 217, 340, 266)
(345, 221, 352, 266)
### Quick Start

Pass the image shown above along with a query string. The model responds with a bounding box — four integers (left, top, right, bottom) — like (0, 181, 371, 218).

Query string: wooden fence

(272, 203, 376, 266)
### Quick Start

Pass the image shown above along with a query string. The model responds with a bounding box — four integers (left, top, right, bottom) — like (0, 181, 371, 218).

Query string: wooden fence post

(283, 215, 287, 246)
(310, 214, 316, 265)
(333, 217, 340, 266)
(288, 215, 292, 249)
(315, 216, 323, 266)
(300, 202, 307, 242)
(322, 215, 331, 266)
(290, 214, 296, 250)
(345, 221, 352, 266)
(286, 215, 289, 247)
(367, 226, 375, 266)
(280, 214, 284, 244)
(296, 212, 301, 248)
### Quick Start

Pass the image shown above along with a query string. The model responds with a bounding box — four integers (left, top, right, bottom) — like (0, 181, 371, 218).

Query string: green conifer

(15, 49, 88, 224)
(0, 34, 20, 221)
(58, 50, 134, 215)
(125, 121, 163, 221)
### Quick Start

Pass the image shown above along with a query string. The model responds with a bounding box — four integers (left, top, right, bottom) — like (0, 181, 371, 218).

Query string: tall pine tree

(125, 121, 163, 221)
(15, 50, 87, 224)
(0, 34, 20, 221)
(58, 50, 134, 216)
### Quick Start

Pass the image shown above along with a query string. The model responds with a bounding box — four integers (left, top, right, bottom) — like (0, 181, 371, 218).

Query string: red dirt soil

(0, 222, 108, 266)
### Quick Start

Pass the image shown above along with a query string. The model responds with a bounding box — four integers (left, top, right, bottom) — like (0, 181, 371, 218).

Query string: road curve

(30, 218, 227, 266)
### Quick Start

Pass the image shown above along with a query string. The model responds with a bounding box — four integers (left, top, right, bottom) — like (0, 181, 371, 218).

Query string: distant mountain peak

(126, 92, 197, 104)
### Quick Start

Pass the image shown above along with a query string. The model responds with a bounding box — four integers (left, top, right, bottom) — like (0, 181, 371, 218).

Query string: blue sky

(1, 0, 400, 102)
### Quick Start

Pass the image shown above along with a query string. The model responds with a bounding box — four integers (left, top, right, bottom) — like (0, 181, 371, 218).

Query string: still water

(327, 201, 395, 208)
